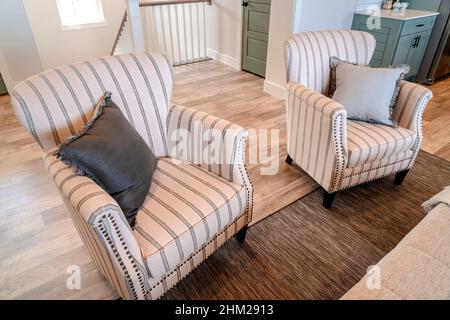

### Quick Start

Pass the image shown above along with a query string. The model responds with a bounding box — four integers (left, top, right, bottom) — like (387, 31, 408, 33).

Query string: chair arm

(167, 104, 253, 221)
(393, 81, 432, 148)
(167, 104, 249, 184)
(286, 82, 348, 192)
(287, 82, 346, 118)
(44, 152, 150, 300)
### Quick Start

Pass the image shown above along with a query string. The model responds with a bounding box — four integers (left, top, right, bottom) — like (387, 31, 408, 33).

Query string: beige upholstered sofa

(284, 30, 433, 208)
(342, 187, 450, 300)
(11, 53, 253, 300)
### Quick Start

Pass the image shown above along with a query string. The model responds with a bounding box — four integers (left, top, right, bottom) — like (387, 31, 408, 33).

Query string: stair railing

(111, 0, 211, 66)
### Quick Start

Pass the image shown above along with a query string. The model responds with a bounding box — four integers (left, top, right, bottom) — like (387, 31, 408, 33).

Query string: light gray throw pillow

(330, 57, 409, 127)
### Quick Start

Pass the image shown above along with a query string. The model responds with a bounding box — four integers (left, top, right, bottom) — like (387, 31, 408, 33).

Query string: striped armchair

(284, 30, 432, 208)
(11, 53, 253, 300)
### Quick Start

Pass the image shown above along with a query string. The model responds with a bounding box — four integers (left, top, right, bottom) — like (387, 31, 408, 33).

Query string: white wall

(22, 0, 126, 70)
(264, 0, 297, 98)
(293, 0, 359, 33)
(206, 0, 242, 70)
(264, 0, 360, 98)
(0, 0, 43, 89)
(356, 0, 382, 11)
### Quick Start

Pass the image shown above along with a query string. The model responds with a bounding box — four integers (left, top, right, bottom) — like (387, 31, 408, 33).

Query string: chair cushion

(347, 121, 417, 168)
(133, 158, 245, 279)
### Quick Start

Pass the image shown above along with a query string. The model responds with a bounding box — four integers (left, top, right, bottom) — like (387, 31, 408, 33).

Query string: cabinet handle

(416, 35, 421, 48)
(412, 35, 421, 48)
(416, 24, 425, 27)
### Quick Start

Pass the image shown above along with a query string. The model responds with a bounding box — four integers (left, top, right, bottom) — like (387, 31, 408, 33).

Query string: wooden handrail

(139, 0, 211, 7)
(111, 0, 211, 55)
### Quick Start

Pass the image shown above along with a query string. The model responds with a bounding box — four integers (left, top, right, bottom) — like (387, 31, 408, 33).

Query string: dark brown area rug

(163, 151, 450, 300)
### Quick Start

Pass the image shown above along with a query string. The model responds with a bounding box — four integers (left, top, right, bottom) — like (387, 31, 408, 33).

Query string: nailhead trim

(408, 95, 430, 168)
(236, 135, 254, 223)
(330, 112, 346, 192)
(97, 212, 146, 300)
(338, 157, 413, 191)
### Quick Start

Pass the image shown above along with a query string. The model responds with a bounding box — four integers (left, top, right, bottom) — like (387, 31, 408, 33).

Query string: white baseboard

(263, 80, 287, 100)
(207, 49, 240, 70)
(206, 48, 287, 100)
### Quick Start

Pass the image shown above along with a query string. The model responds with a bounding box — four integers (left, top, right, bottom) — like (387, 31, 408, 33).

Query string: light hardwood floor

(422, 75, 450, 161)
(0, 61, 449, 299)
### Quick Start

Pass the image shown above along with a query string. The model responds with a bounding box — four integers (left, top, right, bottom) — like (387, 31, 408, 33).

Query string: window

(56, 0, 106, 30)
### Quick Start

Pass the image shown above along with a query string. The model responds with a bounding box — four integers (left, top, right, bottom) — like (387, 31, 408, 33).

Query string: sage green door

(0, 74, 7, 95)
(241, 0, 271, 77)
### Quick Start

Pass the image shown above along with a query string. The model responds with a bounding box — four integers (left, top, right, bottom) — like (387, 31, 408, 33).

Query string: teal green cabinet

(352, 13, 437, 79)
(392, 31, 431, 76)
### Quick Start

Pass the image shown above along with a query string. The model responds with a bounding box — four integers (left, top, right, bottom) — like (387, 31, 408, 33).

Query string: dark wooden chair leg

(323, 190, 336, 209)
(286, 154, 293, 165)
(236, 226, 248, 243)
(394, 169, 410, 185)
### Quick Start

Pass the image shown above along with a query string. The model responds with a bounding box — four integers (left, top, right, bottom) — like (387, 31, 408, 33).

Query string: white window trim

(60, 20, 108, 31)
(56, 0, 108, 31)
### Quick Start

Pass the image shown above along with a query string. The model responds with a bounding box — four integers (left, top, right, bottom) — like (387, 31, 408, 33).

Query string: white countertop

(355, 9, 439, 21)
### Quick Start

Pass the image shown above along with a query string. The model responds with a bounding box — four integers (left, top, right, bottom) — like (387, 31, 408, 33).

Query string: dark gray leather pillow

(56, 92, 156, 227)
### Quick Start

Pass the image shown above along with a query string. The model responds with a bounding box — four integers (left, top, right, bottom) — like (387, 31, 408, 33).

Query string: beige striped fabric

(340, 150, 415, 190)
(134, 158, 246, 281)
(347, 121, 416, 168)
(148, 213, 248, 298)
(285, 30, 376, 96)
(167, 105, 250, 184)
(393, 81, 433, 150)
(44, 152, 150, 300)
(167, 104, 253, 220)
(11, 53, 253, 300)
(11, 53, 173, 157)
(286, 82, 348, 192)
(284, 30, 432, 194)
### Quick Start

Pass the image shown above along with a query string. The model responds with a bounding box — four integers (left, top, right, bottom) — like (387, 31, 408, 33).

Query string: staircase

(112, 0, 211, 66)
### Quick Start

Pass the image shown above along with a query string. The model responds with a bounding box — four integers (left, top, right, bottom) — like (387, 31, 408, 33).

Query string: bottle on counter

(393, 1, 403, 12)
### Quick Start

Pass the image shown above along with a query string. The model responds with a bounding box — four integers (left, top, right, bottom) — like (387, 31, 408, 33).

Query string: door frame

(0, 48, 14, 93)
(237, 0, 244, 71)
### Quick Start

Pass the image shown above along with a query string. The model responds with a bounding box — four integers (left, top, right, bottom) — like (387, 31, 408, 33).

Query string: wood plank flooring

(422, 75, 450, 162)
(0, 61, 449, 299)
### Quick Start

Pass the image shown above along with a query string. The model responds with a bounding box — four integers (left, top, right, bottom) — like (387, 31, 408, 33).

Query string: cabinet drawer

(401, 16, 436, 36)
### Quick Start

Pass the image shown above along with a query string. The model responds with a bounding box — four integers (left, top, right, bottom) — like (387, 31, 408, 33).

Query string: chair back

(285, 30, 376, 95)
(11, 53, 173, 157)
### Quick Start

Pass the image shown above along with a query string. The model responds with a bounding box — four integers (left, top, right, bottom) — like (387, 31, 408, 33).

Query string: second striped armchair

(284, 30, 432, 208)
